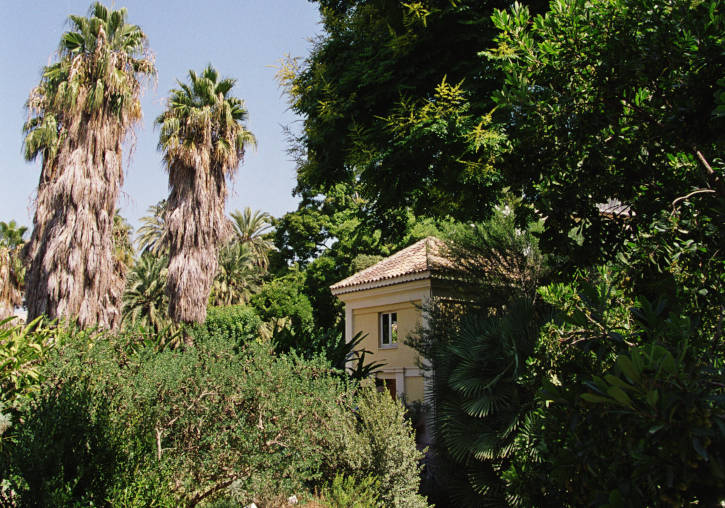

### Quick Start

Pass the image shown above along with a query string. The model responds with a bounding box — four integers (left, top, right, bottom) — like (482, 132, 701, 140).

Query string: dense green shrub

(537, 265, 725, 506)
(1, 328, 428, 507)
(418, 201, 724, 506)
(412, 205, 551, 506)
(348, 388, 428, 508)
(193, 304, 262, 347)
(0, 317, 57, 413)
(250, 270, 314, 334)
(318, 474, 382, 508)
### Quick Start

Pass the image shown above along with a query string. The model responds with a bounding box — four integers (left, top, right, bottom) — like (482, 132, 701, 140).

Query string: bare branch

(672, 188, 716, 211)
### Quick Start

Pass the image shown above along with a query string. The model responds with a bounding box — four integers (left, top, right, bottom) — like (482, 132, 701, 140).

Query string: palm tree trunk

(25, 112, 125, 330)
(0, 248, 16, 320)
(165, 160, 228, 324)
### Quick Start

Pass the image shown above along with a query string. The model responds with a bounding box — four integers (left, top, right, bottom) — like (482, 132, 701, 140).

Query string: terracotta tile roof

(596, 199, 634, 217)
(330, 236, 446, 294)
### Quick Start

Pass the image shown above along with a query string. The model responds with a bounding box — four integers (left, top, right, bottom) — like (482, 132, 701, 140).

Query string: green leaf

(648, 424, 665, 435)
(580, 393, 611, 404)
(645, 390, 659, 408)
(606, 386, 633, 408)
(616, 355, 640, 384)
(692, 437, 709, 461)
(604, 374, 634, 391)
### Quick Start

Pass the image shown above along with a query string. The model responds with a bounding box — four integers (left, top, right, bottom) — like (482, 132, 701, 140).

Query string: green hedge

(0, 329, 428, 507)
(192, 304, 262, 348)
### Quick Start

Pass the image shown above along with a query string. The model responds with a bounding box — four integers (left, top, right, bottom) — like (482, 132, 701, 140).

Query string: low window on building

(380, 312, 398, 347)
(376, 377, 397, 399)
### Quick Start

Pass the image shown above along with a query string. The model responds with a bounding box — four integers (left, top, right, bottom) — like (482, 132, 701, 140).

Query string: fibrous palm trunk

(165, 156, 228, 324)
(25, 108, 125, 330)
(0, 248, 19, 320)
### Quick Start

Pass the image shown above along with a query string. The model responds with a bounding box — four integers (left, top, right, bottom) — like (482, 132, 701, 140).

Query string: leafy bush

(0, 317, 56, 413)
(538, 266, 725, 506)
(1, 328, 428, 507)
(318, 474, 382, 508)
(193, 304, 262, 348)
(346, 388, 428, 508)
(251, 270, 314, 335)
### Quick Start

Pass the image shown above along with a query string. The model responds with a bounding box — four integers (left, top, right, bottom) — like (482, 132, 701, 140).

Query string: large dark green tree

(415, 1, 725, 505)
(486, 0, 725, 262)
(280, 0, 547, 237)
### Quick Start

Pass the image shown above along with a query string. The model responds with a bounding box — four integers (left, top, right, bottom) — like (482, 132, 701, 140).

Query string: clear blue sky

(0, 0, 321, 234)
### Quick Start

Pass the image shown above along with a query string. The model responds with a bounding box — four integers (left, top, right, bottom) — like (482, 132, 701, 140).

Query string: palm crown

(156, 65, 255, 174)
(24, 2, 155, 169)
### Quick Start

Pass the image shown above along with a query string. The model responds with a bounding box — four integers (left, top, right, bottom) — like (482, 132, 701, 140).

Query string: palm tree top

(156, 64, 256, 173)
(23, 1, 155, 165)
(63, 3, 147, 57)
(0, 221, 28, 249)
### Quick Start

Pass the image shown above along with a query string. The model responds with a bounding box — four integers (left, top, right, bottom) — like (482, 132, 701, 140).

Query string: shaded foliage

(486, 0, 725, 262)
(412, 205, 551, 506)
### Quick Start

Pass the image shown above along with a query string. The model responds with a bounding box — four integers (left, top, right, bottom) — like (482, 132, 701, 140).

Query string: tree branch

(694, 149, 725, 197)
(187, 477, 239, 507)
(671, 188, 716, 211)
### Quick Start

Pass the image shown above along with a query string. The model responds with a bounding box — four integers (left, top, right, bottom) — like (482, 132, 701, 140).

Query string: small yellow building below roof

(330, 237, 449, 403)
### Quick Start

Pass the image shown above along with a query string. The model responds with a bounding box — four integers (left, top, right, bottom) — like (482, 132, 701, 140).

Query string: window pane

(381, 313, 389, 345)
(391, 312, 398, 343)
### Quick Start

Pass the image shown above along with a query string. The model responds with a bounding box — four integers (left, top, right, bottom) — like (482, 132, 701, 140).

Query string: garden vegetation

(1, 0, 723, 506)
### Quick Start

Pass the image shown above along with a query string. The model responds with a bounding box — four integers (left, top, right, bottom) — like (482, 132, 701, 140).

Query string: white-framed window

(380, 312, 398, 348)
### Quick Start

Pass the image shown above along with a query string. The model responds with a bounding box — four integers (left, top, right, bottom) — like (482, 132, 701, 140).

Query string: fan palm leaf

(123, 254, 168, 332)
(0, 221, 28, 319)
(209, 242, 262, 307)
(136, 200, 168, 255)
(229, 207, 274, 268)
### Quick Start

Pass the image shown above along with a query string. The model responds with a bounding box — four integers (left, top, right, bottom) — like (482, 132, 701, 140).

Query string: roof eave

(331, 270, 433, 296)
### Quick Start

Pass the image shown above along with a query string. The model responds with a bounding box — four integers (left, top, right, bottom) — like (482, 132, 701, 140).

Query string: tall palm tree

(156, 65, 255, 325)
(0, 221, 27, 320)
(229, 207, 274, 269)
(135, 200, 168, 256)
(22, 2, 155, 329)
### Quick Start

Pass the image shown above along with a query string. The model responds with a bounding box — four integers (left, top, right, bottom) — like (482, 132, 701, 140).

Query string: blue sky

(0, 1, 321, 234)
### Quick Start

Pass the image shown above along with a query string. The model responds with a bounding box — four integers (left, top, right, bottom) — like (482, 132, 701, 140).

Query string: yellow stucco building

(330, 237, 447, 402)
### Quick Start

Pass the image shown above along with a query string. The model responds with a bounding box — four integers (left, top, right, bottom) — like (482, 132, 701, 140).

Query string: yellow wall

(336, 278, 432, 402)
(352, 301, 421, 369)
(405, 375, 425, 402)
